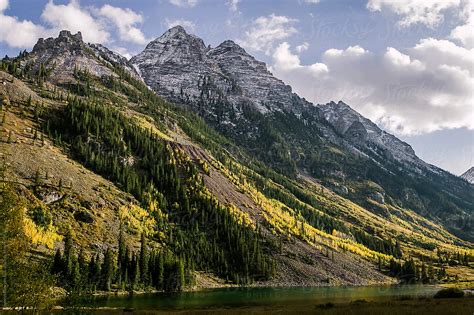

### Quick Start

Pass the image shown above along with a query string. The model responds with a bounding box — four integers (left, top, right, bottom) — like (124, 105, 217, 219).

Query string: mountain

(0, 29, 472, 300)
(131, 27, 340, 175)
(130, 26, 315, 115)
(25, 30, 140, 84)
(318, 101, 444, 173)
(461, 167, 474, 184)
(133, 26, 473, 242)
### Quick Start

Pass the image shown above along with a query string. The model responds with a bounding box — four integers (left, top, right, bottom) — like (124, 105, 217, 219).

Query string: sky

(0, 0, 473, 175)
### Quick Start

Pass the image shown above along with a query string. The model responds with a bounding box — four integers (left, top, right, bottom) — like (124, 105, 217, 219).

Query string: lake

(67, 284, 474, 314)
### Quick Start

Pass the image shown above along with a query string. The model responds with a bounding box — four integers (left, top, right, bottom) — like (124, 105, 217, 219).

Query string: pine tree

(139, 233, 148, 285)
(63, 230, 74, 281)
(51, 248, 63, 275)
(117, 229, 126, 282)
(176, 258, 185, 292)
(101, 248, 114, 291)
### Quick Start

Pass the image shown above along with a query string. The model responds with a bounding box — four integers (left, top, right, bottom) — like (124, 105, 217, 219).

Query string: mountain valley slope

(132, 26, 473, 243)
(0, 29, 472, 294)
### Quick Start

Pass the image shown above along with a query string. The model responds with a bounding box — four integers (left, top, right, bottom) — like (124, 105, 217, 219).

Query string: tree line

(43, 96, 275, 286)
(51, 230, 189, 293)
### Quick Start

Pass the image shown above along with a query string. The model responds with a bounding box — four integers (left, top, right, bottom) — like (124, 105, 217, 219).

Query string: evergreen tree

(101, 248, 114, 291)
(139, 233, 148, 285)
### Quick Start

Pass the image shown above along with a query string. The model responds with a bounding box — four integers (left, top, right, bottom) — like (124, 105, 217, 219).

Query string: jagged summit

(25, 30, 139, 83)
(168, 24, 186, 33)
(318, 100, 428, 168)
(146, 25, 206, 51)
(33, 30, 84, 53)
(210, 40, 250, 57)
(131, 27, 451, 175)
(461, 167, 474, 184)
(131, 26, 314, 115)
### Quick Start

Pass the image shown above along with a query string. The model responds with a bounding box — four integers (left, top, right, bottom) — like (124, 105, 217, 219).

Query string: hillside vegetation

(0, 32, 472, 309)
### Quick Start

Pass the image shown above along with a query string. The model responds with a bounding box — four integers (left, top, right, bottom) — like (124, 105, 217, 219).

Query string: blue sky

(1, 0, 473, 174)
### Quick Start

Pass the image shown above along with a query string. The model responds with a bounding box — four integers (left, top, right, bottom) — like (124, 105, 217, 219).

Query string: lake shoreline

(39, 295, 474, 314)
(61, 278, 473, 298)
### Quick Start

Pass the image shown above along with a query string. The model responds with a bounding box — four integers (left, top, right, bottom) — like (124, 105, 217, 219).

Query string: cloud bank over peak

(255, 1, 474, 136)
(0, 0, 146, 51)
(272, 38, 473, 135)
(237, 14, 298, 55)
(367, 0, 460, 28)
(42, 0, 110, 44)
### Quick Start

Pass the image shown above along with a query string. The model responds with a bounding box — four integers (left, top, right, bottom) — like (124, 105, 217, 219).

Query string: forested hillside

(0, 30, 472, 309)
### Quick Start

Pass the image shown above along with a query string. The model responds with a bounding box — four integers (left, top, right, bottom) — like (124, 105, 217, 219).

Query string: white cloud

(450, 22, 474, 48)
(411, 38, 474, 74)
(111, 46, 133, 60)
(270, 42, 327, 84)
(42, 0, 110, 44)
(271, 40, 474, 135)
(169, 0, 198, 8)
(366, 0, 474, 49)
(304, 0, 320, 4)
(227, 0, 240, 12)
(237, 14, 298, 55)
(449, 0, 474, 48)
(1, 1, 149, 49)
(164, 19, 196, 33)
(99, 5, 147, 44)
(295, 42, 309, 53)
(0, 0, 51, 48)
(367, 0, 460, 28)
(0, 0, 8, 12)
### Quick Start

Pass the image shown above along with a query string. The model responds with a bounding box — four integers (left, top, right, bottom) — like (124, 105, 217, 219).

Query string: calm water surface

(82, 285, 442, 311)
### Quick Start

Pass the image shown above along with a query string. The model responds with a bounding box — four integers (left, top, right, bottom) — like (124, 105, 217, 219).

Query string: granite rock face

(461, 167, 474, 184)
(318, 101, 438, 172)
(25, 30, 139, 83)
(88, 43, 141, 81)
(131, 26, 439, 174)
(131, 26, 317, 116)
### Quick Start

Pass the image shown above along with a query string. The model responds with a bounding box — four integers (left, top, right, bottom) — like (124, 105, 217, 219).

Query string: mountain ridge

(130, 25, 319, 116)
(131, 26, 443, 175)
(0, 29, 472, 298)
(132, 26, 473, 242)
(318, 100, 440, 174)
(461, 167, 474, 184)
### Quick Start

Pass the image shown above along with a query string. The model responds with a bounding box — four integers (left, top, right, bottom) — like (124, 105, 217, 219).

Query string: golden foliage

(23, 214, 61, 249)
(118, 204, 157, 236)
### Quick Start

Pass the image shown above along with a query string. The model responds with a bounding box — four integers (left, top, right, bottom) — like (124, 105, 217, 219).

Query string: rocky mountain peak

(146, 25, 206, 51)
(132, 26, 308, 114)
(26, 30, 138, 83)
(131, 26, 445, 176)
(209, 40, 249, 57)
(318, 101, 431, 169)
(59, 30, 83, 41)
(461, 167, 474, 184)
(33, 30, 84, 53)
(134, 26, 207, 68)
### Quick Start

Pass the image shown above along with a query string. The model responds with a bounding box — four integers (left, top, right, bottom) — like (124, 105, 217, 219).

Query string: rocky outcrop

(461, 167, 474, 184)
(23, 30, 138, 83)
(318, 101, 438, 173)
(33, 30, 84, 53)
(131, 26, 450, 178)
(88, 43, 141, 80)
(131, 26, 318, 115)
